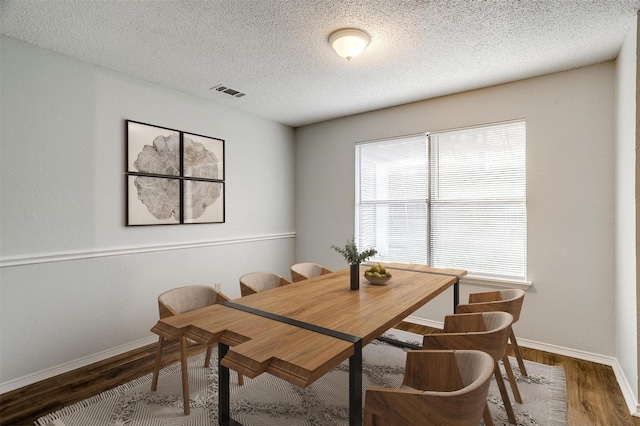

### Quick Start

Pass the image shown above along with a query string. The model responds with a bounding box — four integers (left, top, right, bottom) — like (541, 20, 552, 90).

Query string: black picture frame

(127, 175, 181, 225)
(125, 120, 225, 226)
(183, 132, 225, 180)
(183, 181, 225, 224)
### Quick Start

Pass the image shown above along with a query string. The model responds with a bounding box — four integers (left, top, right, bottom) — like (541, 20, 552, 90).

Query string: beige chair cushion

(291, 262, 324, 278)
(240, 271, 289, 294)
(158, 285, 217, 314)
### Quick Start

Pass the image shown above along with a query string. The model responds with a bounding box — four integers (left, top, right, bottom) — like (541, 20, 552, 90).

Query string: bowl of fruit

(364, 263, 392, 285)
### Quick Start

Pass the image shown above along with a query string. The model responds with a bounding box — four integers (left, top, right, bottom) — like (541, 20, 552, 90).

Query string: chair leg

(204, 346, 213, 368)
(363, 406, 375, 426)
(180, 337, 190, 415)
(483, 402, 494, 426)
(494, 363, 517, 425)
(502, 354, 523, 404)
(510, 328, 528, 377)
(151, 336, 164, 391)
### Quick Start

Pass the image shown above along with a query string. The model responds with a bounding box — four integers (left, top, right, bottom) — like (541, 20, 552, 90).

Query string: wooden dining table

(151, 262, 466, 426)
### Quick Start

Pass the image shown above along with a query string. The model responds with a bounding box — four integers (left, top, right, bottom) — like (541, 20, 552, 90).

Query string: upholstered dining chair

(150, 285, 243, 415)
(290, 262, 332, 282)
(239, 271, 291, 296)
(363, 349, 494, 426)
(421, 311, 519, 426)
(456, 288, 528, 376)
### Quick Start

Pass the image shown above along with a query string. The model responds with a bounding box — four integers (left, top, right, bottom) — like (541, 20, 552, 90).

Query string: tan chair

(150, 285, 243, 415)
(239, 271, 291, 296)
(421, 311, 519, 426)
(364, 349, 494, 426)
(456, 289, 528, 376)
(290, 262, 332, 282)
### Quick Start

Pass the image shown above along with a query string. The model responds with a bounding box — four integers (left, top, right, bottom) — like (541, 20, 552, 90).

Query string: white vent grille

(210, 84, 246, 98)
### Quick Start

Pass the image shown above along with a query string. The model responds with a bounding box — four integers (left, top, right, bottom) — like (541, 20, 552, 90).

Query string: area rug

(35, 330, 566, 426)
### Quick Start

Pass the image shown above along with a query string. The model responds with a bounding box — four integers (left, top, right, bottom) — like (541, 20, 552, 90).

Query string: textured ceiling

(1, 0, 639, 127)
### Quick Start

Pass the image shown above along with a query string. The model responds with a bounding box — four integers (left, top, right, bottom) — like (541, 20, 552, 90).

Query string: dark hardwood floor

(1, 323, 638, 425)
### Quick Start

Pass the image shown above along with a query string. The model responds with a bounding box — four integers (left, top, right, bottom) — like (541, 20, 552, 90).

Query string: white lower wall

(0, 36, 296, 388)
(0, 235, 295, 387)
(295, 62, 617, 357)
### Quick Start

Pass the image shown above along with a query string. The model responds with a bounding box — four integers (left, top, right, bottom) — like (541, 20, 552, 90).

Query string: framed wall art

(125, 120, 225, 226)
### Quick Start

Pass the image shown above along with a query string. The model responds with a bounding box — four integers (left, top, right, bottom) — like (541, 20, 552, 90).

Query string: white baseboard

(0, 335, 157, 394)
(403, 315, 445, 330)
(403, 315, 640, 417)
(610, 358, 640, 418)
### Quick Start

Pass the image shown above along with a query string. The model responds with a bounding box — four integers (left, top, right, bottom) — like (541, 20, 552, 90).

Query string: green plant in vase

(332, 237, 378, 290)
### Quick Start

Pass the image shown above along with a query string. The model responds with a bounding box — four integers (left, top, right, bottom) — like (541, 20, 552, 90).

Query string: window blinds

(356, 135, 428, 264)
(429, 121, 526, 279)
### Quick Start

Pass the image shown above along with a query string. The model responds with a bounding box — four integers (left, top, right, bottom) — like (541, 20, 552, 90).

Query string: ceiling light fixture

(328, 28, 370, 61)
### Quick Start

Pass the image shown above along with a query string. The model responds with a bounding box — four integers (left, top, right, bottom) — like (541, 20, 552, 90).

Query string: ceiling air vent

(210, 84, 246, 98)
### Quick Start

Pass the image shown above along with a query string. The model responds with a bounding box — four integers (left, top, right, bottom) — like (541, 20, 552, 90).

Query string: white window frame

(355, 120, 530, 288)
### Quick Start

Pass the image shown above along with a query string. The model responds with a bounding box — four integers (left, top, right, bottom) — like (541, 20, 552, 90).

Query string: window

(356, 120, 526, 282)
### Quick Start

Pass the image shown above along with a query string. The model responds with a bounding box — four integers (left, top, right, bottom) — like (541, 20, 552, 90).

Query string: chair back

(157, 285, 218, 319)
(454, 349, 495, 389)
(290, 262, 331, 282)
(424, 311, 514, 363)
(239, 271, 290, 296)
(457, 289, 525, 322)
(364, 349, 494, 426)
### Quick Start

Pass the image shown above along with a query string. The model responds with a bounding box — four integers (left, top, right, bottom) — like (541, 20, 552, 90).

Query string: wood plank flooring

(1, 323, 638, 425)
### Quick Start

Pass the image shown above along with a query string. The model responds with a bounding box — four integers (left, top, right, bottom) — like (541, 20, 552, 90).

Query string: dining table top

(151, 263, 466, 388)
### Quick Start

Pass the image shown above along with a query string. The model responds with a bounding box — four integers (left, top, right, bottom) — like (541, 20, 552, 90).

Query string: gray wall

(0, 36, 296, 385)
(295, 62, 617, 357)
(615, 13, 639, 409)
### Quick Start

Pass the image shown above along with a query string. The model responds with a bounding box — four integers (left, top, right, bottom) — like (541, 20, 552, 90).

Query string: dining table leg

(219, 342, 230, 425)
(349, 340, 363, 426)
(453, 278, 460, 312)
(180, 337, 190, 415)
(218, 342, 244, 426)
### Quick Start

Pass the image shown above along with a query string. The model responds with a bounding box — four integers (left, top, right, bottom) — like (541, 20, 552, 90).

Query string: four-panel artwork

(126, 120, 225, 225)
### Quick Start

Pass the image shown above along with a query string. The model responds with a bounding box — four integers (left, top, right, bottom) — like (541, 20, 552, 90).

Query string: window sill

(460, 275, 532, 289)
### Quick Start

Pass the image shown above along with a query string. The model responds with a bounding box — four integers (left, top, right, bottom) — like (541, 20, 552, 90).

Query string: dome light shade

(329, 28, 370, 61)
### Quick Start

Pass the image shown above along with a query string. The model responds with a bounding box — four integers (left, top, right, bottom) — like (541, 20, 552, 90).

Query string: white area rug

(36, 330, 566, 426)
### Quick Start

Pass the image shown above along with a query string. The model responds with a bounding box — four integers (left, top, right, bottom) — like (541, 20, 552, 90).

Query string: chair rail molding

(0, 232, 296, 268)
